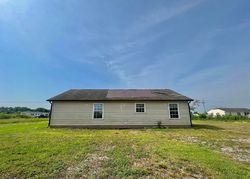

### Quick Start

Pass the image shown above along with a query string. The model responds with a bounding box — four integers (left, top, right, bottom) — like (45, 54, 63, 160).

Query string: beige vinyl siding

(50, 101, 191, 127)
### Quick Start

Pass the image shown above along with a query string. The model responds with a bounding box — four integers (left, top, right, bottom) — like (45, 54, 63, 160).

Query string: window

(93, 103, 103, 119)
(135, 103, 145, 113)
(169, 103, 179, 119)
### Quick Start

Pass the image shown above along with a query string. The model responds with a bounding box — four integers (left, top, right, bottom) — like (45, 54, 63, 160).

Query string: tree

(34, 108, 50, 112)
(0, 107, 49, 113)
(190, 100, 200, 113)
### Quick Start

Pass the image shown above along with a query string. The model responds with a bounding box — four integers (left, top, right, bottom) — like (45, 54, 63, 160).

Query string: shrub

(157, 121, 162, 128)
(13, 114, 32, 119)
(193, 113, 249, 121)
(0, 113, 31, 119)
(0, 113, 12, 119)
(199, 113, 207, 119)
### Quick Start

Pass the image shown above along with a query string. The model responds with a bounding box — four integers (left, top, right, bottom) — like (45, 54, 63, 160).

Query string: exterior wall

(207, 109, 226, 116)
(50, 101, 191, 128)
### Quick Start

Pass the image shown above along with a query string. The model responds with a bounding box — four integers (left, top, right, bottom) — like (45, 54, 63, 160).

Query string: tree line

(0, 107, 50, 114)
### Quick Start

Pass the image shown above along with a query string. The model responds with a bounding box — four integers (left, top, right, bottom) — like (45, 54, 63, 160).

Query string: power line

(201, 99, 207, 113)
(192, 99, 207, 113)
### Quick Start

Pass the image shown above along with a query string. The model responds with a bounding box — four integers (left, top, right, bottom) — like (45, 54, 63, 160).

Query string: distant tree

(34, 108, 50, 113)
(190, 100, 200, 113)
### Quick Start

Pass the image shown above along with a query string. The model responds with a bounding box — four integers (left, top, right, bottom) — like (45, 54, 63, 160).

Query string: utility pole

(201, 99, 206, 113)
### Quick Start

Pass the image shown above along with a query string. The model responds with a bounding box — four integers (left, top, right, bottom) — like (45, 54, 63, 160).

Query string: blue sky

(0, 0, 250, 110)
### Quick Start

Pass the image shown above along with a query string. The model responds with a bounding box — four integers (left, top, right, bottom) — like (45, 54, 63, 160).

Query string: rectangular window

(93, 103, 103, 119)
(135, 103, 145, 113)
(169, 103, 179, 119)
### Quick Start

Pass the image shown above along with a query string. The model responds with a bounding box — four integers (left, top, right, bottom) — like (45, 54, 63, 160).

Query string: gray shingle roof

(47, 89, 193, 101)
(217, 108, 250, 113)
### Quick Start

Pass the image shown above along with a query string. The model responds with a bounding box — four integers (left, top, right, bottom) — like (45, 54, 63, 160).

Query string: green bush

(199, 113, 207, 119)
(0, 113, 31, 119)
(193, 114, 249, 121)
(0, 113, 12, 119)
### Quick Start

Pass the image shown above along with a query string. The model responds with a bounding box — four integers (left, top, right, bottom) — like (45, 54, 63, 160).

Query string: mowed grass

(0, 119, 249, 178)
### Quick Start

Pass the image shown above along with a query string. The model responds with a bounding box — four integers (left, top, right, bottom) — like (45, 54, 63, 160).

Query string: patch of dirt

(103, 145, 116, 152)
(155, 160, 212, 178)
(64, 153, 110, 178)
(221, 146, 250, 163)
(132, 157, 213, 179)
(181, 136, 200, 143)
(132, 158, 152, 168)
(177, 136, 217, 148)
(62, 143, 117, 178)
(231, 138, 250, 144)
(177, 136, 250, 163)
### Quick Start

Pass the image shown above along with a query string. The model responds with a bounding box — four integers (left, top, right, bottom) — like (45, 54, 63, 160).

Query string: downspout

(48, 101, 53, 127)
(188, 101, 193, 127)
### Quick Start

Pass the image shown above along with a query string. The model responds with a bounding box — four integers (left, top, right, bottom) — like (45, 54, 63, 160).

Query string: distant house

(47, 89, 193, 128)
(207, 108, 250, 117)
(21, 111, 49, 118)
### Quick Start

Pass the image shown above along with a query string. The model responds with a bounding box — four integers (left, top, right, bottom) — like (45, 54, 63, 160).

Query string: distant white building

(207, 108, 250, 117)
(21, 111, 49, 118)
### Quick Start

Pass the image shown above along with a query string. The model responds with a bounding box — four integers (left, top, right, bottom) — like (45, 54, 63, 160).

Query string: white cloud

(100, 0, 207, 85)
(128, 0, 205, 34)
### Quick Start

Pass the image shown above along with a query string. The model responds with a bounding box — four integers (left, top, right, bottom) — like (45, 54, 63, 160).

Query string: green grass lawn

(0, 119, 249, 178)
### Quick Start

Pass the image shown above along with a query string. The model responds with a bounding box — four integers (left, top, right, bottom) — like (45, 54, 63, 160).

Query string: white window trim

(168, 103, 180, 119)
(135, 103, 146, 113)
(92, 103, 104, 120)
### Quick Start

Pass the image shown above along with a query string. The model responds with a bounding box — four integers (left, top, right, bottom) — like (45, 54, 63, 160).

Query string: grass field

(0, 119, 249, 178)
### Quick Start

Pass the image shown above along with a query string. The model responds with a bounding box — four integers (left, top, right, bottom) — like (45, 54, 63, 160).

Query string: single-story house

(47, 89, 193, 128)
(207, 108, 250, 117)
